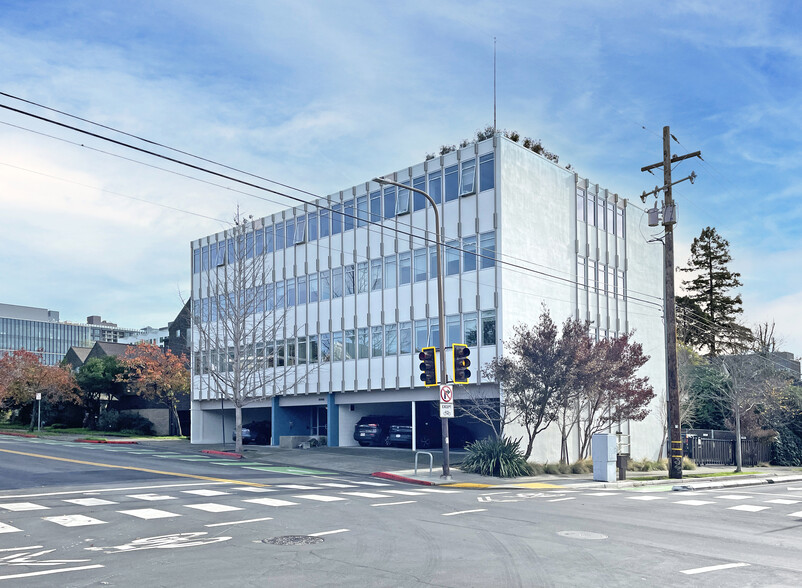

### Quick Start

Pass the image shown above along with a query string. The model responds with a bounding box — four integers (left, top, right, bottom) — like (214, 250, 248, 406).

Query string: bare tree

(456, 386, 512, 439)
(192, 212, 311, 453)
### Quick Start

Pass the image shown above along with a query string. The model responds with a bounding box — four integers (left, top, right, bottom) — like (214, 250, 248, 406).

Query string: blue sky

(0, 1, 800, 355)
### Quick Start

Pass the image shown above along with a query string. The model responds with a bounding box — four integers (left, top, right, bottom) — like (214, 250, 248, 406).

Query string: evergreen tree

(678, 226, 751, 356)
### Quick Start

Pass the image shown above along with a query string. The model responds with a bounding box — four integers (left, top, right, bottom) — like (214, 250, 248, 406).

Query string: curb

(201, 449, 243, 459)
(74, 439, 139, 444)
(0, 431, 38, 438)
(672, 473, 802, 492)
(372, 472, 436, 486)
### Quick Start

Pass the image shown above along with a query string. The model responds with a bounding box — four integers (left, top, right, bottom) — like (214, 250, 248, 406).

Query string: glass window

(480, 231, 496, 269)
(447, 314, 461, 346)
(429, 246, 438, 279)
(385, 324, 397, 355)
(209, 242, 217, 267)
(608, 266, 615, 297)
(343, 199, 355, 231)
(444, 165, 458, 201)
(286, 278, 296, 307)
(464, 312, 478, 347)
(345, 264, 355, 296)
(309, 335, 318, 362)
(332, 267, 343, 298)
(370, 190, 381, 222)
(276, 340, 285, 366)
(616, 208, 625, 238)
(597, 197, 606, 231)
(295, 216, 306, 244)
(383, 186, 396, 220)
(320, 333, 331, 362)
(446, 240, 459, 276)
(345, 329, 356, 360)
(358, 328, 370, 359)
(463, 235, 477, 271)
(384, 255, 397, 289)
(413, 176, 426, 211)
(429, 319, 440, 349)
(332, 332, 343, 361)
(481, 310, 496, 346)
(201, 245, 209, 271)
(395, 182, 411, 215)
(309, 273, 319, 303)
(576, 188, 586, 223)
(586, 194, 595, 227)
(332, 203, 343, 235)
(308, 212, 318, 241)
(414, 248, 427, 282)
(285, 219, 295, 248)
(617, 270, 625, 300)
(320, 270, 331, 301)
(275, 223, 285, 251)
(589, 260, 597, 292)
(357, 195, 368, 227)
(371, 259, 382, 291)
(319, 208, 330, 238)
(371, 326, 383, 357)
(275, 281, 285, 308)
(193, 248, 200, 273)
(265, 225, 274, 253)
(399, 251, 411, 285)
(577, 256, 586, 287)
(255, 228, 264, 256)
(287, 338, 296, 366)
(298, 337, 307, 364)
(265, 283, 274, 311)
(460, 158, 476, 195)
(479, 152, 494, 192)
(598, 263, 605, 295)
(399, 322, 411, 354)
(246, 232, 254, 258)
(227, 237, 235, 262)
(428, 171, 442, 205)
(297, 275, 307, 305)
(357, 261, 369, 293)
(606, 202, 614, 234)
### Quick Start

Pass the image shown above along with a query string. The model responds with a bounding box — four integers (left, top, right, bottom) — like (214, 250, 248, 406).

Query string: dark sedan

(232, 421, 271, 445)
(353, 415, 407, 446)
(387, 420, 475, 449)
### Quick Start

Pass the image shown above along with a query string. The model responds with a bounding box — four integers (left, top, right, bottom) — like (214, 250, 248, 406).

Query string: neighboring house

(165, 301, 191, 358)
(63, 346, 92, 370)
(119, 326, 169, 347)
(0, 302, 138, 366)
(189, 134, 666, 461)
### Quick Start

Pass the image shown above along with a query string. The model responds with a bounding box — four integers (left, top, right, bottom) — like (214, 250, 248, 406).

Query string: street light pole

(373, 177, 451, 479)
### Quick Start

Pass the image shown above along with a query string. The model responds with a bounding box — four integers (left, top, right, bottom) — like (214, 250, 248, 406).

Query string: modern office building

(189, 134, 666, 462)
(0, 303, 139, 366)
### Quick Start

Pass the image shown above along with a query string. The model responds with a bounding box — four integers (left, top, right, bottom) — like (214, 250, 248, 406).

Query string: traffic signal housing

(453, 343, 471, 384)
(418, 346, 437, 387)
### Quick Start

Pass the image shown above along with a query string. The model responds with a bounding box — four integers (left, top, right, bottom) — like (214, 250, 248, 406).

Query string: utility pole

(640, 126, 701, 480)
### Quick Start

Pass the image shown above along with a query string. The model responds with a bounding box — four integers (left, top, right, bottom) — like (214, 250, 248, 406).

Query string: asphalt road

(1, 435, 801, 587)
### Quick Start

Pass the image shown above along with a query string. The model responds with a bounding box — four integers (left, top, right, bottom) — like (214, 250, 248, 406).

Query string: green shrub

(627, 458, 667, 472)
(571, 459, 593, 474)
(772, 425, 802, 466)
(459, 437, 531, 478)
(97, 410, 155, 436)
(527, 462, 546, 476)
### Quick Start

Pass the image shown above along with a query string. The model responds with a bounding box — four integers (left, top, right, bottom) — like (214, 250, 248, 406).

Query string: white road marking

(0, 546, 43, 552)
(231, 487, 275, 493)
(354, 481, 391, 486)
(717, 495, 752, 500)
(371, 500, 416, 507)
(787, 510, 802, 517)
(276, 484, 319, 490)
(382, 490, 424, 496)
(182, 489, 230, 497)
(318, 483, 358, 488)
(627, 496, 665, 501)
(674, 500, 716, 506)
(118, 508, 181, 520)
(0, 564, 104, 581)
(680, 562, 749, 575)
(204, 515, 274, 527)
(1, 482, 226, 500)
(766, 499, 800, 505)
(342, 492, 391, 498)
(417, 489, 462, 494)
(127, 493, 177, 501)
(243, 498, 298, 507)
(294, 494, 346, 502)
(727, 504, 769, 512)
(0, 523, 22, 534)
(442, 509, 487, 516)
(43, 514, 107, 527)
(184, 503, 243, 513)
(548, 497, 576, 503)
(0, 502, 48, 511)
(63, 498, 117, 507)
(584, 492, 619, 496)
(309, 529, 349, 536)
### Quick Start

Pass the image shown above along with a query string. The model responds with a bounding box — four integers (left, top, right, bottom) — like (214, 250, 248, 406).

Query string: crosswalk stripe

(674, 500, 716, 506)
(293, 494, 346, 502)
(118, 508, 181, 519)
(318, 483, 358, 488)
(341, 492, 389, 498)
(727, 505, 769, 512)
(243, 497, 298, 507)
(43, 514, 106, 527)
(0, 522, 22, 533)
(63, 498, 117, 507)
(126, 493, 176, 501)
(627, 496, 665, 501)
(184, 503, 243, 513)
(382, 490, 424, 496)
(276, 485, 319, 490)
(0, 502, 48, 511)
(182, 489, 230, 497)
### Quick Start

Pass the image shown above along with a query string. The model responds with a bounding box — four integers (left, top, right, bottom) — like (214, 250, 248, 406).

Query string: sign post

(439, 385, 454, 418)
(36, 392, 42, 431)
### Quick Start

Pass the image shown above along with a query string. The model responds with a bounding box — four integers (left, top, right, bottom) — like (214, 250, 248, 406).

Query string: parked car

(353, 415, 407, 446)
(387, 420, 475, 449)
(232, 421, 271, 445)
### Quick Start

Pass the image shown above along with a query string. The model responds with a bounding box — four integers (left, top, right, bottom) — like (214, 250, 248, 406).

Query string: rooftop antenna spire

(493, 36, 497, 132)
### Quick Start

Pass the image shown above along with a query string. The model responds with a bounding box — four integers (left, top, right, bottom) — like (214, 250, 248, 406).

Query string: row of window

(196, 232, 497, 322)
(194, 310, 496, 374)
(577, 256, 626, 299)
(193, 153, 495, 273)
(576, 188, 625, 236)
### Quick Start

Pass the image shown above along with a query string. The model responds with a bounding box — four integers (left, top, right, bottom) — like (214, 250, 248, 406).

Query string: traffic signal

(452, 343, 471, 384)
(418, 346, 437, 387)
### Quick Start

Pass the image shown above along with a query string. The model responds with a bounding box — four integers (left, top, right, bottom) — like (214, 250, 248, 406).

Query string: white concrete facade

(189, 135, 666, 462)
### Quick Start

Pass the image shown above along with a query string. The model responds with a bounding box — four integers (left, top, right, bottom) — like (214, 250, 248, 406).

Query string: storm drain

(262, 535, 324, 546)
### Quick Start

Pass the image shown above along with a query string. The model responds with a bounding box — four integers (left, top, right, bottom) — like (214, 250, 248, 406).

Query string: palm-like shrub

(459, 437, 531, 478)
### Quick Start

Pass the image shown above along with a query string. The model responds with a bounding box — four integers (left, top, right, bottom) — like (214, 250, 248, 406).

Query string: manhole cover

(262, 535, 324, 546)
(557, 530, 608, 540)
